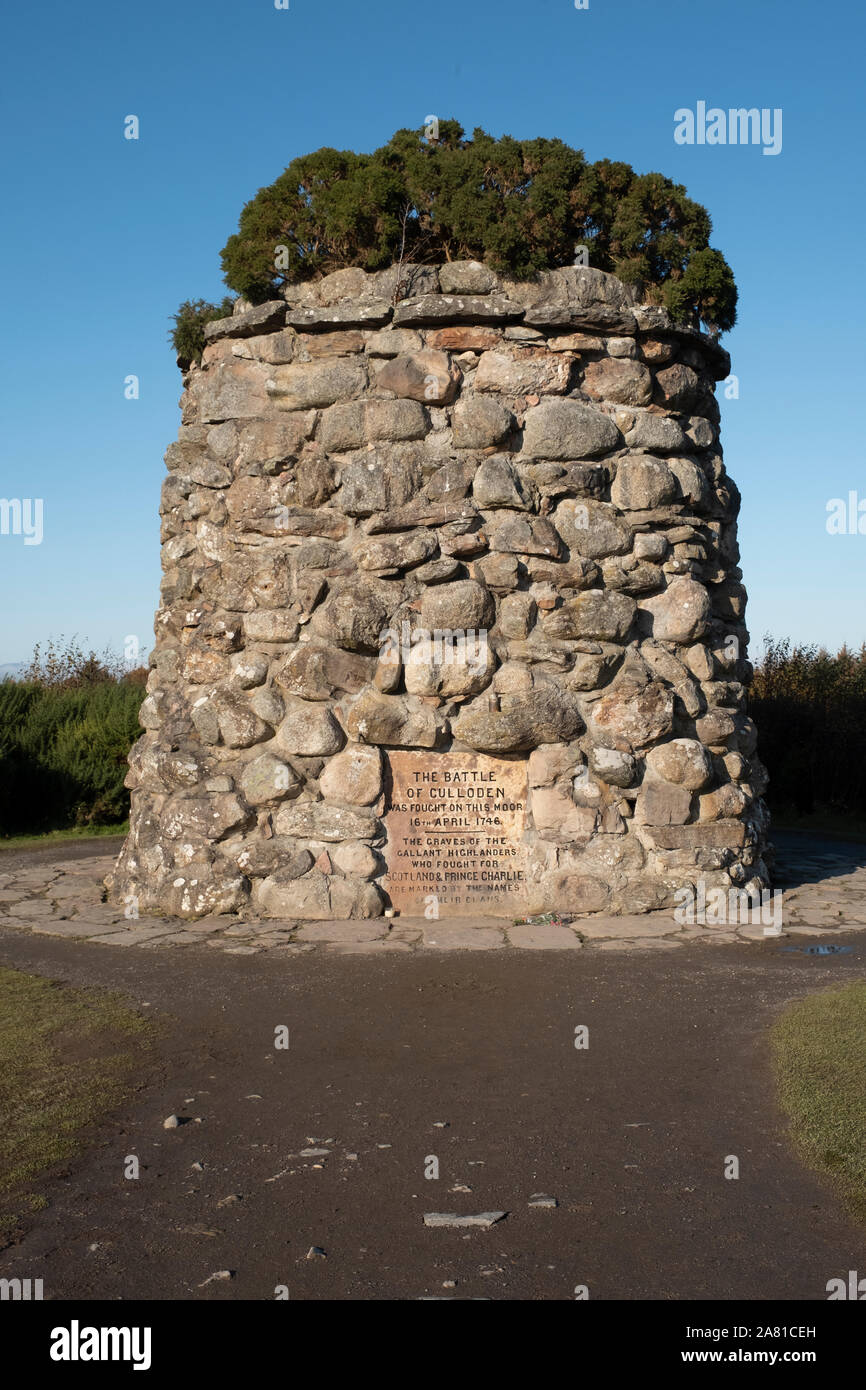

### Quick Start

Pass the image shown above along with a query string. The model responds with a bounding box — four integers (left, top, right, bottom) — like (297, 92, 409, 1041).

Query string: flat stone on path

(423, 1211, 507, 1229)
(49, 881, 97, 900)
(387, 926, 423, 943)
(790, 908, 845, 927)
(88, 928, 179, 946)
(66, 913, 131, 928)
(784, 925, 843, 938)
(595, 937, 684, 952)
(14, 900, 61, 919)
(31, 921, 122, 939)
(578, 914, 678, 940)
(736, 924, 789, 942)
(327, 939, 413, 955)
(422, 924, 505, 950)
(295, 921, 389, 943)
(507, 924, 583, 949)
(195, 914, 241, 928)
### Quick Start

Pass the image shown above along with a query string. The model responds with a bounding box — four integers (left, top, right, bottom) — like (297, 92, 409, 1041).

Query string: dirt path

(0, 921, 863, 1301)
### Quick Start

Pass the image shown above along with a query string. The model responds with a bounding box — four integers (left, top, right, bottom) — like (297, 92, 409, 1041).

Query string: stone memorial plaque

(384, 752, 529, 917)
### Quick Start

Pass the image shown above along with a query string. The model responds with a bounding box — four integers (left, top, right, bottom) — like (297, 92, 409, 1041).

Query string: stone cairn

(109, 261, 770, 921)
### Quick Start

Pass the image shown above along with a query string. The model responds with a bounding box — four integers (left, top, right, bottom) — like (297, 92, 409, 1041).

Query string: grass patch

(772, 981, 866, 1222)
(0, 966, 154, 1243)
(0, 823, 127, 852)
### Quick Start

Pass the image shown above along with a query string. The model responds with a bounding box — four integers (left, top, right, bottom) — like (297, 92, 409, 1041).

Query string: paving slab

(295, 921, 390, 943)
(782, 923, 846, 937)
(422, 924, 505, 949)
(88, 927, 180, 946)
(48, 881, 97, 900)
(791, 908, 847, 926)
(506, 924, 583, 949)
(737, 924, 790, 942)
(185, 914, 243, 930)
(327, 940, 414, 955)
(578, 914, 679, 940)
(30, 921, 120, 939)
(385, 927, 423, 942)
(148, 932, 203, 945)
(14, 900, 62, 919)
(595, 936, 684, 952)
(66, 914, 130, 929)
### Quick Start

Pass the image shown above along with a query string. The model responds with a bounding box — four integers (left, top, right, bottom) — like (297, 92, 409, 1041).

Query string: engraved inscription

(384, 752, 529, 917)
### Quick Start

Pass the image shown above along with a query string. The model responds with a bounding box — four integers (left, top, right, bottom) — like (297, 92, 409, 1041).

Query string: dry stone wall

(109, 262, 770, 921)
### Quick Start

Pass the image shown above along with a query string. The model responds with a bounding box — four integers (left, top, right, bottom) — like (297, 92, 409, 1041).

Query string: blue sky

(1, 0, 864, 667)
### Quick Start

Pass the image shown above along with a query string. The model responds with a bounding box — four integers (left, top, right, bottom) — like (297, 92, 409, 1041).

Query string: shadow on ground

(772, 828, 866, 890)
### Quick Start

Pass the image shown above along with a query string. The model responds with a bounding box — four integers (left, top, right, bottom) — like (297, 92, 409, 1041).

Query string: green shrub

(170, 297, 235, 368)
(0, 680, 145, 835)
(216, 120, 737, 332)
(0, 639, 147, 835)
(750, 638, 866, 818)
